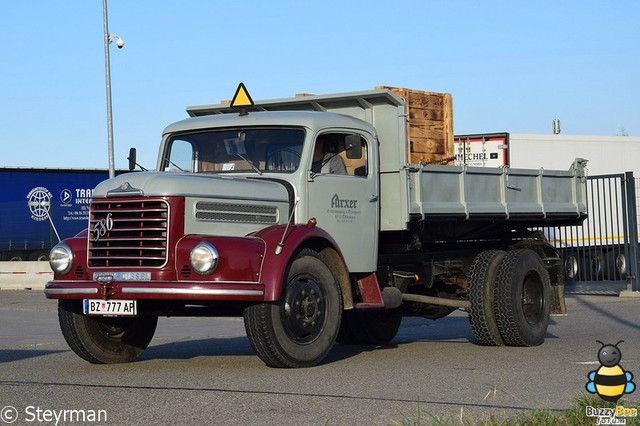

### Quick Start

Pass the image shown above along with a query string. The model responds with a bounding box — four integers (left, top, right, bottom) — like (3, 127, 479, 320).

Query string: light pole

(102, 0, 124, 179)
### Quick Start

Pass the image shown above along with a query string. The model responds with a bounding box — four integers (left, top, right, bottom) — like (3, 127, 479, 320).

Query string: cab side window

(311, 133, 368, 177)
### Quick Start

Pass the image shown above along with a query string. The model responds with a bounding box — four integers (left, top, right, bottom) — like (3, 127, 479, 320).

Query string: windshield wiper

(163, 157, 187, 172)
(235, 152, 262, 175)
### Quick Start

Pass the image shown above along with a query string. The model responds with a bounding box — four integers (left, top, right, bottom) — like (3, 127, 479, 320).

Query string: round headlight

(49, 243, 74, 275)
(190, 242, 219, 275)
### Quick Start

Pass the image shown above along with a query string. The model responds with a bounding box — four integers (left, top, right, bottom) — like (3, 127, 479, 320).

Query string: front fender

(51, 235, 89, 280)
(175, 235, 265, 282)
(252, 223, 349, 303)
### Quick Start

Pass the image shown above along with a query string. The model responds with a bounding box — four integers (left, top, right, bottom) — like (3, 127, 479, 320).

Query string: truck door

(307, 132, 378, 272)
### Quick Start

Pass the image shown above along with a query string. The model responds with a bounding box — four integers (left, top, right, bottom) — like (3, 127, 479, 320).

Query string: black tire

(243, 248, 342, 368)
(467, 250, 506, 346)
(563, 255, 579, 282)
(338, 308, 402, 345)
(28, 250, 49, 261)
(58, 300, 157, 364)
(589, 252, 605, 281)
(607, 251, 627, 280)
(494, 250, 551, 347)
(336, 310, 360, 344)
(9, 252, 26, 261)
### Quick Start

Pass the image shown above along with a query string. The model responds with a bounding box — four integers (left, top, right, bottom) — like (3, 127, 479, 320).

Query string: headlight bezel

(190, 242, 219, 275)
(49, 243, 74, 275)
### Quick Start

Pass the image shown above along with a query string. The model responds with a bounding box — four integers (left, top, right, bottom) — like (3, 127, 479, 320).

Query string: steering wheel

(266, 148, 302, 171)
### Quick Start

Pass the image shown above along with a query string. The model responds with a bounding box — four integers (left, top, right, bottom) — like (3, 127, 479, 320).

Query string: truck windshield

(163, 128, 305, 173)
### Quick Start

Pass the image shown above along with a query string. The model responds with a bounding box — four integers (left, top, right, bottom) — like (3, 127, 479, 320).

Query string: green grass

(389, 394, 640, 426)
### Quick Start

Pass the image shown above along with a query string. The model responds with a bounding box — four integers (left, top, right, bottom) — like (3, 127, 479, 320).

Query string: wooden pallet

(376, 86, 454, 165)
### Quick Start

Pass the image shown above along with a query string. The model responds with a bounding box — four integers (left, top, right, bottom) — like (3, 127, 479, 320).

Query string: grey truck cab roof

(162, 110, 378, 137)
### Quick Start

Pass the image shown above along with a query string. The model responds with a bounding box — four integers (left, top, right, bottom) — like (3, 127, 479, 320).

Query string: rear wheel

(563, 255, 579, 281)
(494, 250, 551, 346)
(244, 249, 342, 368)
(589, 252, 605, 280)
(9, 252, 26, 261)
(29, 250, 50, 261)
(607, 251, 627, 280)
(467, 250, 505, 346)
(58, 300, 157, 364)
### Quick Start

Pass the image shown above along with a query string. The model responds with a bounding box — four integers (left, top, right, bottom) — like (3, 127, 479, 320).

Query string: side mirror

(345, 134, 363, 159)
(128, 147, 137, 171)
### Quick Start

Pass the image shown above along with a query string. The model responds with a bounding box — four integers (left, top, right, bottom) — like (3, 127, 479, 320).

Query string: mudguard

(252, 222, 350, 303)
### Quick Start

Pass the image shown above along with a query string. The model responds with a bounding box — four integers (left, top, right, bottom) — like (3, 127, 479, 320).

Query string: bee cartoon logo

(586, 340, 636, 403)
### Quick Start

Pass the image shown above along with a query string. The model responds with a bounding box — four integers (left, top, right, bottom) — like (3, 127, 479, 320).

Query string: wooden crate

(376, 86, 454, 165)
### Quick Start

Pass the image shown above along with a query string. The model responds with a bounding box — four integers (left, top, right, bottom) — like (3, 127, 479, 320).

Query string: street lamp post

(102, 0, 123, 179)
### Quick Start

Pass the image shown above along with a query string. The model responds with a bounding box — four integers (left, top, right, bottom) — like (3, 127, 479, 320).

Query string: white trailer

(454, 132, 640, 175)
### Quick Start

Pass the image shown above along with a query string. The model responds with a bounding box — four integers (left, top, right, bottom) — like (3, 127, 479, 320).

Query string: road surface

(0, 290, 638, 425)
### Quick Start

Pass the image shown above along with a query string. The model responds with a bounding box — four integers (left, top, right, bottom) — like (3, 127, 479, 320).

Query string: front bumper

(44, 280, 265, 301)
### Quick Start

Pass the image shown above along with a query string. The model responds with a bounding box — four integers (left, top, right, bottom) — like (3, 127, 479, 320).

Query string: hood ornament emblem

(107, 181, 143, 197)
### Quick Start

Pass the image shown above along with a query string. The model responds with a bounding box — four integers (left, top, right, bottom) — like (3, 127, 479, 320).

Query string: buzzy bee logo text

(585, 341, 637, 424)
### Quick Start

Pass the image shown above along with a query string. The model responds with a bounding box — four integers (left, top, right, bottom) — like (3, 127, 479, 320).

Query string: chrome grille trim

(88, 199, 169, 268)
(195, 202, 278, 224)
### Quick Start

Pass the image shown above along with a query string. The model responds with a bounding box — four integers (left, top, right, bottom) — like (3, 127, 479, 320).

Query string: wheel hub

(282, 279, 325, 343)
(522, 272, 544, 326)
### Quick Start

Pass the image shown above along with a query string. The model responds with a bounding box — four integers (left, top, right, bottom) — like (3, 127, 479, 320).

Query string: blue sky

(1, 1, 638, 169)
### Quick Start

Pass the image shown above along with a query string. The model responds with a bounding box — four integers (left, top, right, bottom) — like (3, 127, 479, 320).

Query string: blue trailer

(0, 168, 115, 261)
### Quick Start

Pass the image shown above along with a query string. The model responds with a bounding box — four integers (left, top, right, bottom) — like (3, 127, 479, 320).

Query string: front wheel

(243, 248, 342, 368)
(58, 300, 157, 364)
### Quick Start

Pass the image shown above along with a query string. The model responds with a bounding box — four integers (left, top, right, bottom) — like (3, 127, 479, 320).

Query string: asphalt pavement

(0, 290, 638, 425)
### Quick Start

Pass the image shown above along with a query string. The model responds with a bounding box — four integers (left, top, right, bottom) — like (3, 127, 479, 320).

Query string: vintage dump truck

(45, 86, 587, 368)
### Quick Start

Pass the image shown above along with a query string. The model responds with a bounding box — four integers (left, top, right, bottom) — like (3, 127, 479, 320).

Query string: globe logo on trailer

(27, 186, 53, 221)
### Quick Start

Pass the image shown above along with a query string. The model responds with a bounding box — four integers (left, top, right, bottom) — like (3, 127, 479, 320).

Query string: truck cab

(159, 111, 379, 273)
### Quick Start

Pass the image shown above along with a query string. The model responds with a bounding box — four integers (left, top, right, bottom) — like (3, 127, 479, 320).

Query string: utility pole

(102, 0, 124, 179)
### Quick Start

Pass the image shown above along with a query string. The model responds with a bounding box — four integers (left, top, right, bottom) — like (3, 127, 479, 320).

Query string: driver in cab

(311, 135, 347, 175)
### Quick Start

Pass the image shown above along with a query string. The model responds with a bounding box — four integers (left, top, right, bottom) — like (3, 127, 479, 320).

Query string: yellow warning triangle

(230, 83, 254, 107)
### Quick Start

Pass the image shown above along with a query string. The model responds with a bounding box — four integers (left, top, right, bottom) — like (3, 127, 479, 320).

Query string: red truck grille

(88, 199, 169, 267)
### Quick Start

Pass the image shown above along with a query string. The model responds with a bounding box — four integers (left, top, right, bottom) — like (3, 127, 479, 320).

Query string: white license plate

(93, 272, 151, 282)
(83, 299, 137, 316)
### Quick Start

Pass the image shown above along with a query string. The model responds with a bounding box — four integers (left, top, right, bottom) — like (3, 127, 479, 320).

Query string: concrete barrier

(0, 261, 52, 290)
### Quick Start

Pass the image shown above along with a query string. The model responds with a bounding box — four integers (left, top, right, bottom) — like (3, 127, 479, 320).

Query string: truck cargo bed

(408, 160, 587, 225)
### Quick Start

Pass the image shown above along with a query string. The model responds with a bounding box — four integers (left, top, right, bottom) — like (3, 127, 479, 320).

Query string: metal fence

(542, 172, 639, 294)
